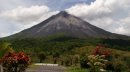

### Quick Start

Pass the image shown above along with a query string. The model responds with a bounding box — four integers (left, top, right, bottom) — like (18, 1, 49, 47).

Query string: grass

(27, 63, 41, 71)
(66, 67, 89, 72)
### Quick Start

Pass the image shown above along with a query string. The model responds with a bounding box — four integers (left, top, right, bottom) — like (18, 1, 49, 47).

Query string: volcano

(8, 11, 129, 39)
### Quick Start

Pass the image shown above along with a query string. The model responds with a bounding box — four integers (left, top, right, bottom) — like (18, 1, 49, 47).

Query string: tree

(0, 42, 14, 58)
(38, 52, 46, 63)
(52, 52, 60, 64)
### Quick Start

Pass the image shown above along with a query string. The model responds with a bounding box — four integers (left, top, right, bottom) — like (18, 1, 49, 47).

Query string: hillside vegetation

(1, 35, 130, 71)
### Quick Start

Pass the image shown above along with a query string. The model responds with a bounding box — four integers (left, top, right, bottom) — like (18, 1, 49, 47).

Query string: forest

(0, 35, 130, 71)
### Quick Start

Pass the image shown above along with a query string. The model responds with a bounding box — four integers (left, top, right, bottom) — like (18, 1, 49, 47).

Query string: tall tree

(0, 42, 14, 58)
(38, 52, 46, 63)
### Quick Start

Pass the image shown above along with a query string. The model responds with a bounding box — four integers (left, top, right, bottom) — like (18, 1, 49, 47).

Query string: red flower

(92, 45, 111, 58)
(0, 52, 31, 72)
(1, 52, 30, 64)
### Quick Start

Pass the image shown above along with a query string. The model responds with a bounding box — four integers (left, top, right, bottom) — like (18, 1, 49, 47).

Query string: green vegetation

(66, 67, 89, 72)
(0, 42, 14, 58)
(38, 52, 46, 63)
(1, 35, 130, 71)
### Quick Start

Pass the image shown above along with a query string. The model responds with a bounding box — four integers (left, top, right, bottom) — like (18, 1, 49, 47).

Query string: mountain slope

(8, 11, 129, 39)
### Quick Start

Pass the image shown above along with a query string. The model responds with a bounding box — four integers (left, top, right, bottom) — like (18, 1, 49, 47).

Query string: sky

(0, 0, 130, 37)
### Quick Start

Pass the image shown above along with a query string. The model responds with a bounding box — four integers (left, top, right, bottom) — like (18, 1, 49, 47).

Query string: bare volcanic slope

(8, 11, 129, 39)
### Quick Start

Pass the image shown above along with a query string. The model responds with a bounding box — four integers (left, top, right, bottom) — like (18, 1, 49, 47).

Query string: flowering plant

(1, 52, 30, 72)
(86, 45, 112, 72)
(92, 45, 111, 58)
(87, 55, 108, 72)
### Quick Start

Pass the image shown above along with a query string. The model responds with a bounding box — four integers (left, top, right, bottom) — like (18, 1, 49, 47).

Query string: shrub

(87, 55, 108, 72)
(105, 60, 126, 72)
(80, 55, 90, 68)
(113, 60, 126, 72)
(92, 45, 111, 59)
(1, 52, 30, 72)
(105, 61, 114, 71)
(80, 45, 112, 72)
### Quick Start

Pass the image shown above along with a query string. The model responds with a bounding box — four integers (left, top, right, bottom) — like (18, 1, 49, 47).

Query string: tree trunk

(54, 59, 57, 64)
(14, 64, 18, 72)
(40, 59, 42, 63)
(0, 65, 3, 72)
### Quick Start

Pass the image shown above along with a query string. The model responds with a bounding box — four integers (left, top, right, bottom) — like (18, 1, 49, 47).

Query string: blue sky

(0, 0, 130, 37)
(0, 0, 94, 11)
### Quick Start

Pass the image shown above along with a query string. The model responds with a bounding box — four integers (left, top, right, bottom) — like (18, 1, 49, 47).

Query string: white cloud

(115, 27, 127, 34)
(0, 5, 59, 37)
(66, 0, 130, 35)
(0, 19, 20, 37)
(0, 5, 58, 25)
(0, 33, 11, 37)
(0, 0, 130, 37)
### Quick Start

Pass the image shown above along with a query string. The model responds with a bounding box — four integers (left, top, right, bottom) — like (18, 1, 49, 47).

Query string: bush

(79, 45, 113, 72)
(105, 60, 126, 72)
(113, 60, 126, 72)
(87, 55, 107, 72)
(1, 52, 30, 72)
(92, 45, 111, 58)
(80, 56, 90, 68)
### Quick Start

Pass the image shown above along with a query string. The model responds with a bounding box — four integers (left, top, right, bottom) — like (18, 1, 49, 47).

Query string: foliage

(104, 60, 127, 72)
(80, 55, 90, 68)
(38, 52, 46, 63)
(79, 45, 129, 72)
(102, 39, 130, 51)
(0, 42, 14, 58)
(92, 45, 111, 58)
(87, 55, 107, 72)
(1, 35, 130, 71)
(66, 67, 89, 72)
(1, 52, 30, 72)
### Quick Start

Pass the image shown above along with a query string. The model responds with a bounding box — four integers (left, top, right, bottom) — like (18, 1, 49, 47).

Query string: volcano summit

(8, 11, 129, 39)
